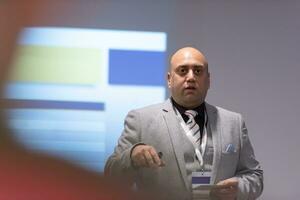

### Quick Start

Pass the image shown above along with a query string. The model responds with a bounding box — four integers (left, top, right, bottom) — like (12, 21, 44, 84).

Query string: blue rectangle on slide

(109, 49, 166, 86)
(5, 99, 105, 111)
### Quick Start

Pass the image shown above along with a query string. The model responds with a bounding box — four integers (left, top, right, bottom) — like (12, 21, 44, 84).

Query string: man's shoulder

(124, 101, 167, 121)
(131, 101, 167, 113)
(216, 106, 241, 116)
(206, 102, 242, 118)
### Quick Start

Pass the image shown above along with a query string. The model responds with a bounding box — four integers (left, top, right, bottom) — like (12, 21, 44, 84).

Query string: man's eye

(194, 69, 202, 75)
(178, 68, 186, 74)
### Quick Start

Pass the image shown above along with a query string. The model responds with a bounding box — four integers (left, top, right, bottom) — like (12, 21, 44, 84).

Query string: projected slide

(5, 27, 167, 172)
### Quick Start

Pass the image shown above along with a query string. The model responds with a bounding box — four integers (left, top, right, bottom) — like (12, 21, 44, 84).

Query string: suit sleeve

(236, 115, 264, 200)
(104, 110, 143, 181)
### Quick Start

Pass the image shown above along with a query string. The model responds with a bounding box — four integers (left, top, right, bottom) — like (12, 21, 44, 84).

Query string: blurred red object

(0, 1, 147, 199)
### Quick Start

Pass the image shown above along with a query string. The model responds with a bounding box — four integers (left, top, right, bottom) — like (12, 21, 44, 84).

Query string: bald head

(169, 47, 208, 72)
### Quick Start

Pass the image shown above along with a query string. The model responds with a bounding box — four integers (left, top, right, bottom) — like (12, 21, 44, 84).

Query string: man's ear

(207, 72, 211, 89)
(167, 72, 171, 88)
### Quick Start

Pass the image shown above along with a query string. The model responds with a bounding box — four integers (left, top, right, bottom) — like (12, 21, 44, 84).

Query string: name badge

(192, 171, 212, 188)
(192, 171, 213, 199)
(192, 172, 213, 200)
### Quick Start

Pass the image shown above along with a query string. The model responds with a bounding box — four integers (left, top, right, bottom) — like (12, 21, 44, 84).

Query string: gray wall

(21, 1, 300, 199)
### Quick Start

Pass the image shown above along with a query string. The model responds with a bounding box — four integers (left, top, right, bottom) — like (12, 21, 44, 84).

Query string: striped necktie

(184, 110, 201, 146)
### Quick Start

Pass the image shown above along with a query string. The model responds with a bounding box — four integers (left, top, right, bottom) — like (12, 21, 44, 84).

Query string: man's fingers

(149, 148, 161, 166)
(144, 150, 156, 168)
(134, 154, 146, 167)
(131, 145, 164, 168)
(159, 160, 166, 167)
(217, 178, 238, 186)
(212, 178, 238, 200)
(213, 184, 237, 190)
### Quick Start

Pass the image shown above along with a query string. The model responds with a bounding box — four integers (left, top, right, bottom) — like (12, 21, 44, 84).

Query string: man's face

(167, 48, 210, 109)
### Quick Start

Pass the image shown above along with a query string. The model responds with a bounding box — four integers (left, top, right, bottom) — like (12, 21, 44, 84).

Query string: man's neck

(171, 97, 205, 114)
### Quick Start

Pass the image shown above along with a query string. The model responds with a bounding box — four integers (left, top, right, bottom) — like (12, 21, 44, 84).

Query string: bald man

(105, 47, 263, 200)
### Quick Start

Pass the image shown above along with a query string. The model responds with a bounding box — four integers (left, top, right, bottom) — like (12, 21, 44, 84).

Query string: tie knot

(184, 110, 198, 119)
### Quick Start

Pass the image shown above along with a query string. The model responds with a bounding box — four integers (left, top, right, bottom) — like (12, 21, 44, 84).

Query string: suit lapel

(161, 100, 222, 187)
(161, 99, 190, 191)
(205, 103, 222, 184)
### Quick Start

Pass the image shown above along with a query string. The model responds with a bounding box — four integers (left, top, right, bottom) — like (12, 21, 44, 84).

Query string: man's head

(167, 47, 210, 109)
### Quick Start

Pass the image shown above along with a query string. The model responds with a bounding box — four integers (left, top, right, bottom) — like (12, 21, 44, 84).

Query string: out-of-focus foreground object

(0, 1, 148, 199)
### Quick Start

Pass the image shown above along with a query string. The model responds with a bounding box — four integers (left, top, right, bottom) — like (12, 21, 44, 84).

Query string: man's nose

(186, 69, 195, 81)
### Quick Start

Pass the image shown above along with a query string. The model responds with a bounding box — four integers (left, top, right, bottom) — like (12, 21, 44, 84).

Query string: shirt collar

(171, 97, 205, 117)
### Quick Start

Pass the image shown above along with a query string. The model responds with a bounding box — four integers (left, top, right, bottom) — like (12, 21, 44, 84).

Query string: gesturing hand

(210, 178, 238, 200)
(131, 145, 165, 169)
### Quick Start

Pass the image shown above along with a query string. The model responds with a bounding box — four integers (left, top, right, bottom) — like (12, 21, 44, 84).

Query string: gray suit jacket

(105, 99, 263, 200)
